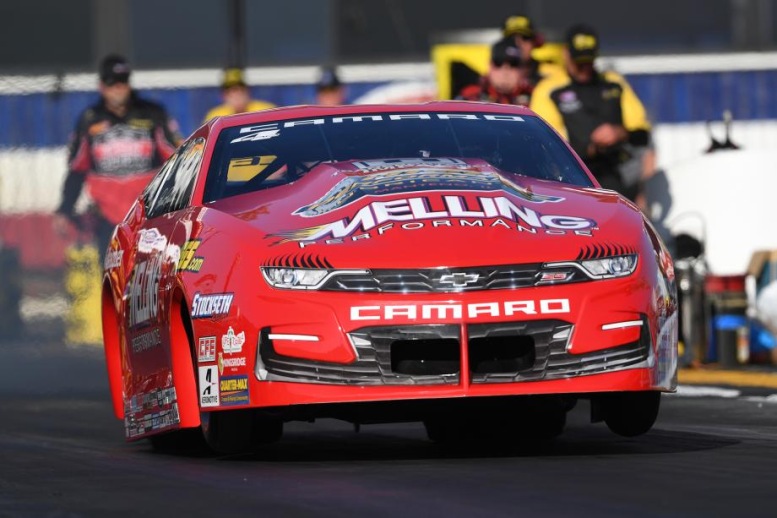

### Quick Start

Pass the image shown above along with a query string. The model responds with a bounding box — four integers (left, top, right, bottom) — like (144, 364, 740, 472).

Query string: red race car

(102, 102, 677, 453)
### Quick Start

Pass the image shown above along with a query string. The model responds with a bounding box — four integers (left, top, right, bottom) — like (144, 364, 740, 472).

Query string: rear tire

(602, 391, 661, 437)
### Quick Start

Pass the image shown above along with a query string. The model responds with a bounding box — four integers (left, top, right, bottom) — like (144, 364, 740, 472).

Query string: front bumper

(257, 319, 650, 385)
(211, 273, 677, 410)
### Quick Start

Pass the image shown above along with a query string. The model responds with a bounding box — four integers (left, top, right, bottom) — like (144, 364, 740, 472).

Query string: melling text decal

(270, 194, 595, 247)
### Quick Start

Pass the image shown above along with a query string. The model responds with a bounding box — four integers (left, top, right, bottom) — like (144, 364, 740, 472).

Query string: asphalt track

(2, 341, 777, 518)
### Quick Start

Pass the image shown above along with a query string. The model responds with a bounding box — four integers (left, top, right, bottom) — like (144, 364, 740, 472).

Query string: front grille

(469, 319, 651, 383)
(257, 326, 460, 385)
(257, 318, 650, 386)
(319, 264, 585, 293)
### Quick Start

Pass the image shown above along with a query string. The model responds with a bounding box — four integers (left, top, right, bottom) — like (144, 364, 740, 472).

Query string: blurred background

(1, 0, 777, 366)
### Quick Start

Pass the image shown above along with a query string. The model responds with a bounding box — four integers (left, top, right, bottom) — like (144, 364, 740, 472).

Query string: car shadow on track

(145, 423, 738, 462)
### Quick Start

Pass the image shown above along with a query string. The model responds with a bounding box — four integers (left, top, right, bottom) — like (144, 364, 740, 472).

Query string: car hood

(210, 159, 645, 269)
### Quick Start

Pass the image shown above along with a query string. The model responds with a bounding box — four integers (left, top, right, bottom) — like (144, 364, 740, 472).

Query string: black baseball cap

(99, 54, 131, 85)
(565, 24, 600, 63)
(502, 14, 535, 40)
(490, 39, 522, 68)
(316, 67, 342, 91)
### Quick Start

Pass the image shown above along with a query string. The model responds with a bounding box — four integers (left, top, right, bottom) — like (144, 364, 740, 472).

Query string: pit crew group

(456, 16, 655, 208)
(54, 15, 655, 255)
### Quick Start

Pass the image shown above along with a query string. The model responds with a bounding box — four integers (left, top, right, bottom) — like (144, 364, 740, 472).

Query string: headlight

(541, 254, 638, 282)
(262, 267, 329, 289)
(580, 254, 638, 278)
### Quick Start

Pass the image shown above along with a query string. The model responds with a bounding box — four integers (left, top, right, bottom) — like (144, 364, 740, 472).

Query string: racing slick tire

(201, 409, 283, 455)
(149, 428, 209, 453)
(602, 391, 661, 437)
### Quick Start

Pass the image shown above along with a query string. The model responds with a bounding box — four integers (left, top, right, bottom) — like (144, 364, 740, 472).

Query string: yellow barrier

(64, 244, 103, 347)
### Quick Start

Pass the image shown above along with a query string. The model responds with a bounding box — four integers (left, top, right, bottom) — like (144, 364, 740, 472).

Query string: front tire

(602, 391, 661, 437)
(202, 409, 283, 455)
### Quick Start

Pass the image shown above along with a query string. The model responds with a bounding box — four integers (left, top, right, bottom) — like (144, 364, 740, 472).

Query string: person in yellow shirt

(530, 24, 654, 204)
(203, 68, 275, 123)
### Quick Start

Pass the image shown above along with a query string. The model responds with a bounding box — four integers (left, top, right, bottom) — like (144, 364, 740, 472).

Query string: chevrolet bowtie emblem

(438, 272, 480, 288)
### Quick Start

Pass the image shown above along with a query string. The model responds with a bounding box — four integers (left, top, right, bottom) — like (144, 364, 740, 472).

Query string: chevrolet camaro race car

(101, 102, 677, 453)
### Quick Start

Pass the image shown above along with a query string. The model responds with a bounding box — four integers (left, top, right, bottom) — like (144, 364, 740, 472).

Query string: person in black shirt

(54, 54, 182, 259)
(530, 24, 654, 203)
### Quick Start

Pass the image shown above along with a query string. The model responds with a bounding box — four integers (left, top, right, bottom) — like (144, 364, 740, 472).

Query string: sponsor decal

(137, 228, 167, 254)
(191, 293, 234, 319)
(128, 255, 162, 327)
(219, 375, 250, 406)
(350, 298, 570, 321)
(351, 158, 467, 173)
(166, 244, 180, 265)
(293, 168, 562, 219)
(88, 121, 110, 136)
(198, 336, 217, 363)
(227, 155, 278, 182)
(222, 326, 246, 354)
(124, 387, 179, 438)
(558, 93, 582, 114)
(126, 387, 177, 414)
(104, 249, 122, 270)
(125, 405, 180, 439)
(178, 240, 204, 272)
(231, 113, 524, 143)
(218, 351, 247, 375)
(128, 118, 154, 130)
(271, 194, 595, 246)
(602, 87, 621, 100)
(130, 327, 161, 354)
(199, 366, 219, 407)
(92, 125, 155, 172)
(559, 91, 577, 103)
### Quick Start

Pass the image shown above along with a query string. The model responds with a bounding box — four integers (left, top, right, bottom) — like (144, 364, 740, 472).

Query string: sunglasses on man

(492, 57, 521, 68)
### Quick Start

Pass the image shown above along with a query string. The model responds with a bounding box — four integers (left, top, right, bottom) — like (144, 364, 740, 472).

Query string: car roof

(207, 101, 539, 132)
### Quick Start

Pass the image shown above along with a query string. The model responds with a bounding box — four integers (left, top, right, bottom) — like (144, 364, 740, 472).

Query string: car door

(123, 138, 206, 415)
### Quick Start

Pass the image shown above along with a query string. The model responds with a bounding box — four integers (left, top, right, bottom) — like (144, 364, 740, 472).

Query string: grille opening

(469, 335, 535, 374)
(390, 338, 460, 376)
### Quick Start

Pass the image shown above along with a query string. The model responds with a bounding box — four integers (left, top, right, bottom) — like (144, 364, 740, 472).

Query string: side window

(143, 151, 181, 219)
(145, 138, 205, 219)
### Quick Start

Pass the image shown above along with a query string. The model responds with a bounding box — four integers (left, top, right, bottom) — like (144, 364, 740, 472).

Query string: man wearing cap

(456, 39, 532, 105)
(500, 14, 553, 88)
(530, 24, 654, 203)
(203, 68, 275, 122)
(315, 66, 346, 106)
(55, 54, 183, 259)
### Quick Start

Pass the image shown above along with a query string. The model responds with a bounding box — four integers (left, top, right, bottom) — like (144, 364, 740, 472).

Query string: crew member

(530, 24, 654, 202)
(203, 68, 275, 122)
(54, 54, 183, 258)
(315, 66, 346, 106)
(456, 39, 532, 105)
(500, 14, 548, 88)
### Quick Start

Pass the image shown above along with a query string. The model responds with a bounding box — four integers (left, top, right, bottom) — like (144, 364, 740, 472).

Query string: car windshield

(204, 111, 593, 202)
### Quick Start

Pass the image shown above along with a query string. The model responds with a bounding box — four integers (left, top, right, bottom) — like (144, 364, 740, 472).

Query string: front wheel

(601, 391, 661, 437)
(201, 409, 283, 454)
